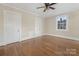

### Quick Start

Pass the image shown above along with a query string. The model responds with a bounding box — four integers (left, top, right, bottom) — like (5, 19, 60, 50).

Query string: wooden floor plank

(0, 35, 79, 56)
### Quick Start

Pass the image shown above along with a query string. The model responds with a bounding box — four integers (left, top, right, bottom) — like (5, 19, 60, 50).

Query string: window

(56, 15, 68, 31)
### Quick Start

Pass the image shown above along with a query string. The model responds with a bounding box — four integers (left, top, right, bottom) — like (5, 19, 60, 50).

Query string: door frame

(3, 10, 22, 45)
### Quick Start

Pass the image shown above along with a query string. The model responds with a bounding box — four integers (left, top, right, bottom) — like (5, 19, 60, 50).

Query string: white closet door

(35, 18, 43, 36)
(4, 10, 21, 44)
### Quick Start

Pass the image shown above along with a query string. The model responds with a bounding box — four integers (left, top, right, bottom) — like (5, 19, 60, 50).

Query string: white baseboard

(0, 34, 43, 46)
(0, 42, 8, 46)
(0, 41, 20, 46)
(47, 34, 79, 41)
(21, 34, 43, 41)
(0, 34, 79, 46)
(0, 42, 5, 46)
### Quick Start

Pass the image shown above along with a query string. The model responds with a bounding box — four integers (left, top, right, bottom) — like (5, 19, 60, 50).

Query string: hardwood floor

(0, 35, 79, 56)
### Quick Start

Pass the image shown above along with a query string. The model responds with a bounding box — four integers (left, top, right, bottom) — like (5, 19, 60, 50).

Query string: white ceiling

(2, 3, 79, 18)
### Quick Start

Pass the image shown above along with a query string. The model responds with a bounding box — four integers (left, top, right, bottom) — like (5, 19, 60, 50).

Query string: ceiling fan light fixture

(37, 3, 56, 12)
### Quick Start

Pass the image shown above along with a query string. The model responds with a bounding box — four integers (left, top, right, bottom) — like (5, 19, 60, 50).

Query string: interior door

(4, 10, 21, 44)
(35, 18, 43, 36)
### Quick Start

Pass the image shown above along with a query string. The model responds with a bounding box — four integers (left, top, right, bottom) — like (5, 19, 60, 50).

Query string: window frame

(56, 15, 68, 31)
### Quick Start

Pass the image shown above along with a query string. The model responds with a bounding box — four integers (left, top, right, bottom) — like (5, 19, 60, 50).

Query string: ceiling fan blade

(49, 3, 56, 6)
(43, 8, 47, 12)
(49, 7, 55, 10)
(37, 6, 45, 9)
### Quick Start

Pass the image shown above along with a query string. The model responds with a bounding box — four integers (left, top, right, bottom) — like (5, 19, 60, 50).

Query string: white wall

(0, 7, 4, 46)
(0, 5, 44, 46)
(21, 12, 44, 41)
(44, 10, 79, 41)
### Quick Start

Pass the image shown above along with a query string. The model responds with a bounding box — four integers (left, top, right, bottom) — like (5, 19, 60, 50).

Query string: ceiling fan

(37, 3, 56, 12)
